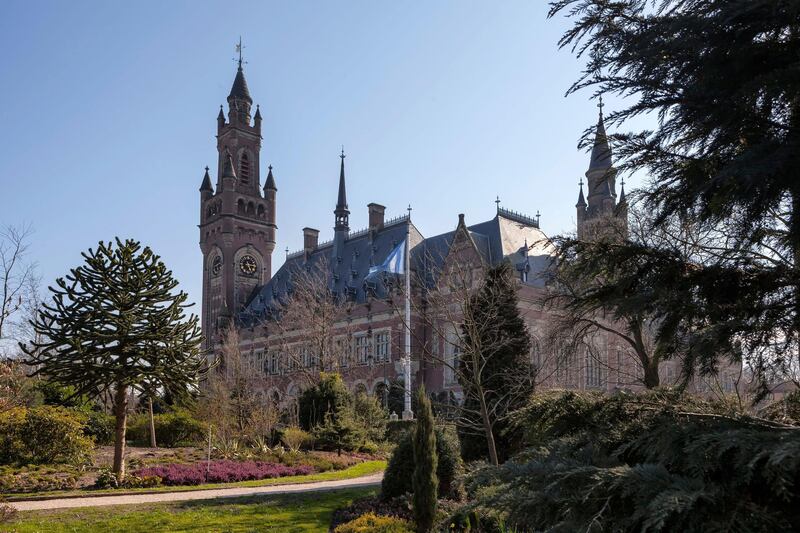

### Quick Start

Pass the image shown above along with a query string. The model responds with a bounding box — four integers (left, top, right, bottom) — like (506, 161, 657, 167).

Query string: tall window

(239, 152, 250, 184)
(255, 350, 265, 375)
(585, 346, 605, 388)
(301, 345, 317, 369)
(355, 334, 370, 365)
(337, 337, 350, 368)
(444, 330, 461, 386)
(267, 351, 281, 375)
(374, 331, 390, 362)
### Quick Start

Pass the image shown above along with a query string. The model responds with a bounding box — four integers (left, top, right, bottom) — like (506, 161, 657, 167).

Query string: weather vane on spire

(340, 145, 346, 159)
(235, 37, 246, 68)
(598, 94, 604, 117)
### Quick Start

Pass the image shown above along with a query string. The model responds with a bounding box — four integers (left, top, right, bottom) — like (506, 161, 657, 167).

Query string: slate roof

(588, 112, 612, 172)
(238, 208, 556, 326)
(228, 66, 252, 103)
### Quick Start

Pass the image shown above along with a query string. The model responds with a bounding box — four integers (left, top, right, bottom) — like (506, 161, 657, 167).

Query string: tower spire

(334, 148, 349, 232)
(576, 178, 586, 207)
(200, 166, 213, 193)
(227, 39, 252, 125)
(588, 95, 612, 174)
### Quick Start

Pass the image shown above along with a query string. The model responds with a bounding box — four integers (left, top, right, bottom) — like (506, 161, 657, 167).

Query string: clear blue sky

(0, 1, 639, 308)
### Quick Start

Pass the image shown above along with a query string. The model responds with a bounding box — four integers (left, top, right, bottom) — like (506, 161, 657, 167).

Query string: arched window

(237, 199, 245, 215)
(239, 152, 250, 185)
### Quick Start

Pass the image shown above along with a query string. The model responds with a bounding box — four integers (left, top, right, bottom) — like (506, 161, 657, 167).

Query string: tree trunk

(643, 359, 660, 389)
(478, 392, 499, 466)
(148, 396, 157, 448)
(112, 384, 129, 480)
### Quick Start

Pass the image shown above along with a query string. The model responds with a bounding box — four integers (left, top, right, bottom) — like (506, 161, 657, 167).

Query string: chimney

(368, 203, 386, 231)
(303, 227, 319, 253)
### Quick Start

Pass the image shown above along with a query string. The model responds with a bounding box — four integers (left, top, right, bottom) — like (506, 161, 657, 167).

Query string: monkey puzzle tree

(21, 239, 207, 479)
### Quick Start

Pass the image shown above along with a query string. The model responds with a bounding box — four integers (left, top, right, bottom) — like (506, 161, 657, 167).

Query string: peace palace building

(198, 60, 737, 410)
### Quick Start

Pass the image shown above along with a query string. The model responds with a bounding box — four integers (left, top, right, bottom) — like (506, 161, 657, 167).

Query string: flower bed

(134, 460, 315, 486)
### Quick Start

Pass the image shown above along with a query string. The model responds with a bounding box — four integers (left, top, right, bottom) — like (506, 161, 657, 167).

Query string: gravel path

(10, 472, 383, 512)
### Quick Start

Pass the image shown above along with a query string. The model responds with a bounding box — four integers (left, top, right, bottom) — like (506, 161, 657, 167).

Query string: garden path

(10, 472, 383, 511)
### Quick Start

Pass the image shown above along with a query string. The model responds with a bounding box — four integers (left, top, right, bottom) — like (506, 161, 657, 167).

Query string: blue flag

(368, 239, 405, 278)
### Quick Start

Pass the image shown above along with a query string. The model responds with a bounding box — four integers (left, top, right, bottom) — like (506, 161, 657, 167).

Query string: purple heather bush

(134, 460, 314, 486)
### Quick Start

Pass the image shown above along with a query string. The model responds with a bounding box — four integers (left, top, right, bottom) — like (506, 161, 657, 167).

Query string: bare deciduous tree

(0, 223, 39, 355)
(197, 325, 278, 441)
(268, 258, 353, 387)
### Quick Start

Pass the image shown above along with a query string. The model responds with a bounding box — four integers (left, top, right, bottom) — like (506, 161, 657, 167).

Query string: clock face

(211, 256, 222, 276)
(239, 255, 258, 276)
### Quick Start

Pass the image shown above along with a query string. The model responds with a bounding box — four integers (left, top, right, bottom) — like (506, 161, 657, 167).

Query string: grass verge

(4, 460, 385, 501)
(8, 486, 377, 532)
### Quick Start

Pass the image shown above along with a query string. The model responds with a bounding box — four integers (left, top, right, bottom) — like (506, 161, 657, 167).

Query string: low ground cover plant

(333, 512, 414, 533)
(134, 459, 314, 486)
(455, 390, 800, 532)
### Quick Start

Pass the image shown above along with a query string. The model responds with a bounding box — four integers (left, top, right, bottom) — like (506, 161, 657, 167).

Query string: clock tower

(199, 53, 277, 350)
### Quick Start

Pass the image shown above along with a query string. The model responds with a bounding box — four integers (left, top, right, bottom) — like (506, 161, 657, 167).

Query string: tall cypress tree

(458, 262, 532, 463)
(22, 239, 207, 479)
(412, 385, 438, 533)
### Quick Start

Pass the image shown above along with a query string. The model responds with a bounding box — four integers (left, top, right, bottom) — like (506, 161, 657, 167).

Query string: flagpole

(402, 205, 414, 420)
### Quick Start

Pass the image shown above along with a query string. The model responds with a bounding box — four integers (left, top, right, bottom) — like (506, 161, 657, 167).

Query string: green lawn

(9, 487, 376, 533)
(5, 460, 385, 501)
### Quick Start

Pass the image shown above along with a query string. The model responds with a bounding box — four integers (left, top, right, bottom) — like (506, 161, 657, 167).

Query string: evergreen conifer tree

(22, 239, 206, 479)
(549, 0, 800, 395)
(458, 262, 532, 463)
(412, 385, 438, 533)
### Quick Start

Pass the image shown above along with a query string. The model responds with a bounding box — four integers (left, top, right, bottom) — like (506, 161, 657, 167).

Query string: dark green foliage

(313, 409, 362, 456)
(301, 373, 388, 454)
(412, 386, 438, 533)
(353, 391, 387, 444)
(459, 390, 800, 532)
(458, 262, 532, 463)
(382, 424, 464, 501)
(128, 408, 206, 447)
(0, 406, 92, 465)
(33, 381, 94, 413)
(84, 410, 115, 445)
(549, 0, 800, 397)
(299, 372, 352, 431)
(21, 238, 207, 477)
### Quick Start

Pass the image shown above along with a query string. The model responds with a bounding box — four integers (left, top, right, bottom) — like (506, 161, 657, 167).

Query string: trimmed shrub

(134, 460, 313, 486)
(333, 513, 414, 533)
(382, 424, 464, 501)
(128, 409, 205, 447)
(281, 427, 313, 453)
(0, 406, 92, 465)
